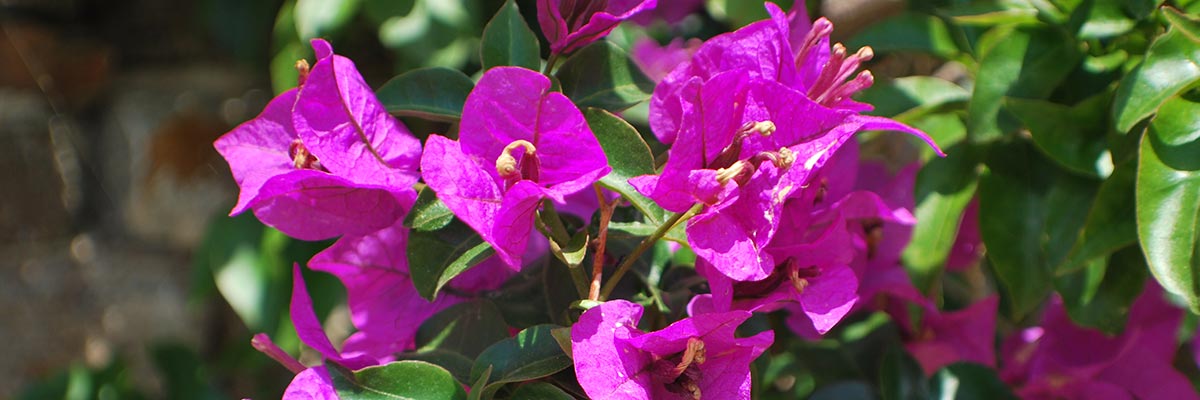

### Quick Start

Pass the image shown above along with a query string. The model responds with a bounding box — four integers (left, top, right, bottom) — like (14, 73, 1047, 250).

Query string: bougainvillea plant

(209, 0, 1200, 399)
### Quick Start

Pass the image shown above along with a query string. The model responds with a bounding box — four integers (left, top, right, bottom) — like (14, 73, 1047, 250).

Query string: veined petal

(294, 39, 422, 191)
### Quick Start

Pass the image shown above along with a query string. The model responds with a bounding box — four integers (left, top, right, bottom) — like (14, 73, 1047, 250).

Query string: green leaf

(947, 3, 1039, 26)
(556, 41, 656, 112)
(376, 67, 474, 122)
(968, 26, 1082, 141)
(395, 350, 475, 385)
(902, 143, 980, 292)
(556, 230, 589, 267)
(1136, 94, 1200, 312)
(510, 382, 574, 400)
(928, 363, 1018, 400)
(329, 360, 467, 400)
(879, 347, 930, 400)
(1113, 28, 1200, 133)
(408, 220, 496, 301)
(294, 0, 360, 40)
(1007, 92, 1113, 177)
(467, 366, 491, 400)
(404, 188, 455, 232)
(857, 76, 969, 123)
(980, 140, 1098, 319)
(480, 0, 540, 71)
(584, 108, 667, 225)
(417, 300, 511, 359)
(1069, 0, 1141, 39)
(549, 326, 574, 359)
(846, 13, 960, 59)
(1058, 162, 1137, 273)
(1056, 245, 1149, 333)
(469, 325, 572, 399)
(1165, 6, 1200, 43)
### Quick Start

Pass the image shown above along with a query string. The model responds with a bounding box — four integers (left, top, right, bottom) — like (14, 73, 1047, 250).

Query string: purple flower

(250, 265, 381, 399)
(904, 296, 998, 375)
(631, 37, 702, 83)
(214, 39, 421, 240)
(572, 300, 773, 399)
(944, 199, 983, 271)
(537, 0, 658, 55)
(421, 67, 610, 268)
(632, 3, 939, 285)
(1001, 284, 1196, 400)
(308, 219, 481, 360)
(282, 367, 338, 400)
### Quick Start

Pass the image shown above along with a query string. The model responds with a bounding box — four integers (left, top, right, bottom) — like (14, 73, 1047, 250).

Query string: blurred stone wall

(0, 0, 273, 396)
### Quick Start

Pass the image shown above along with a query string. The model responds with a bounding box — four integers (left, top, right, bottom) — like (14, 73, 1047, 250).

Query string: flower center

(653, 337, 706, 399)
(861, 218, 884, 260)
(709, 120, 776, 170)
(295, 59, 311, 86)
(496, 140, 539, 189)
(795, 18, 876, 107)
(288, 139, 325, 171)
(732, 258, 820, 298)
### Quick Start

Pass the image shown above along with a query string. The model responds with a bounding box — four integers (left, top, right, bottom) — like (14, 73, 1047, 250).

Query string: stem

(540, 201, 571, 247)
(543, 52, 562, 77)
(534, 211, 590, 298)
(589, 184, 617, 301)
(599, 202, 705, 300)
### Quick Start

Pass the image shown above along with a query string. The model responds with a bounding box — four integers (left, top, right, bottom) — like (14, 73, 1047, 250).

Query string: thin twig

(589, 184, 618, 301)
(599, 202, 705, 300)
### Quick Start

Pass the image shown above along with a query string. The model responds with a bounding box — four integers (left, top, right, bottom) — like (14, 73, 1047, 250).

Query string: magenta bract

(537, 0, 658, 54)
(214, 39, 420, 240)
(421, 67, 610, 268)
(571, 300, 773, 399)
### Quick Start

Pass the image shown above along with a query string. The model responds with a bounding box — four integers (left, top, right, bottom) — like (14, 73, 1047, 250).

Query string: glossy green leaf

(510, 382, 574, 399)
(857, 76, 970, 123)
(847, 13, 960, 59)
(556, 41, 655, 112)
(1165, 6, 1200, 43)
(1136, 94, 1200, 312)
(1068, 0, 1140, 39)
(404, 188, 455, 232)
(376, 67, 474, 122)
(1113, 28, 1200, 133)
(329, 360, 467, 400)
(408, 220, 496, 301)
(470, 324, 572, 399)
(1056, 245, 1149, 333)
(1058, 162, 1137, 273)
(417, 300, 510, 359)
(902, 143, 980, 292)
(980, 140, 1098, 319)
(480, 0, 540, 71)
(1007, 92, 1113, 177)
(929, 363, 1018, 400)
(584, 108, 667, 225)
(395, 350, 475, 385)
(294, 0, 359, 40)
(880, 347, 930, 400)
(947, 3, 1039, 26)
(968, 26, 1082, 141)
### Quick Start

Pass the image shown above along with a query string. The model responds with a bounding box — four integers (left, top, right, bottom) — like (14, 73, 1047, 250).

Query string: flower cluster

(211, 1, 1200, 399)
